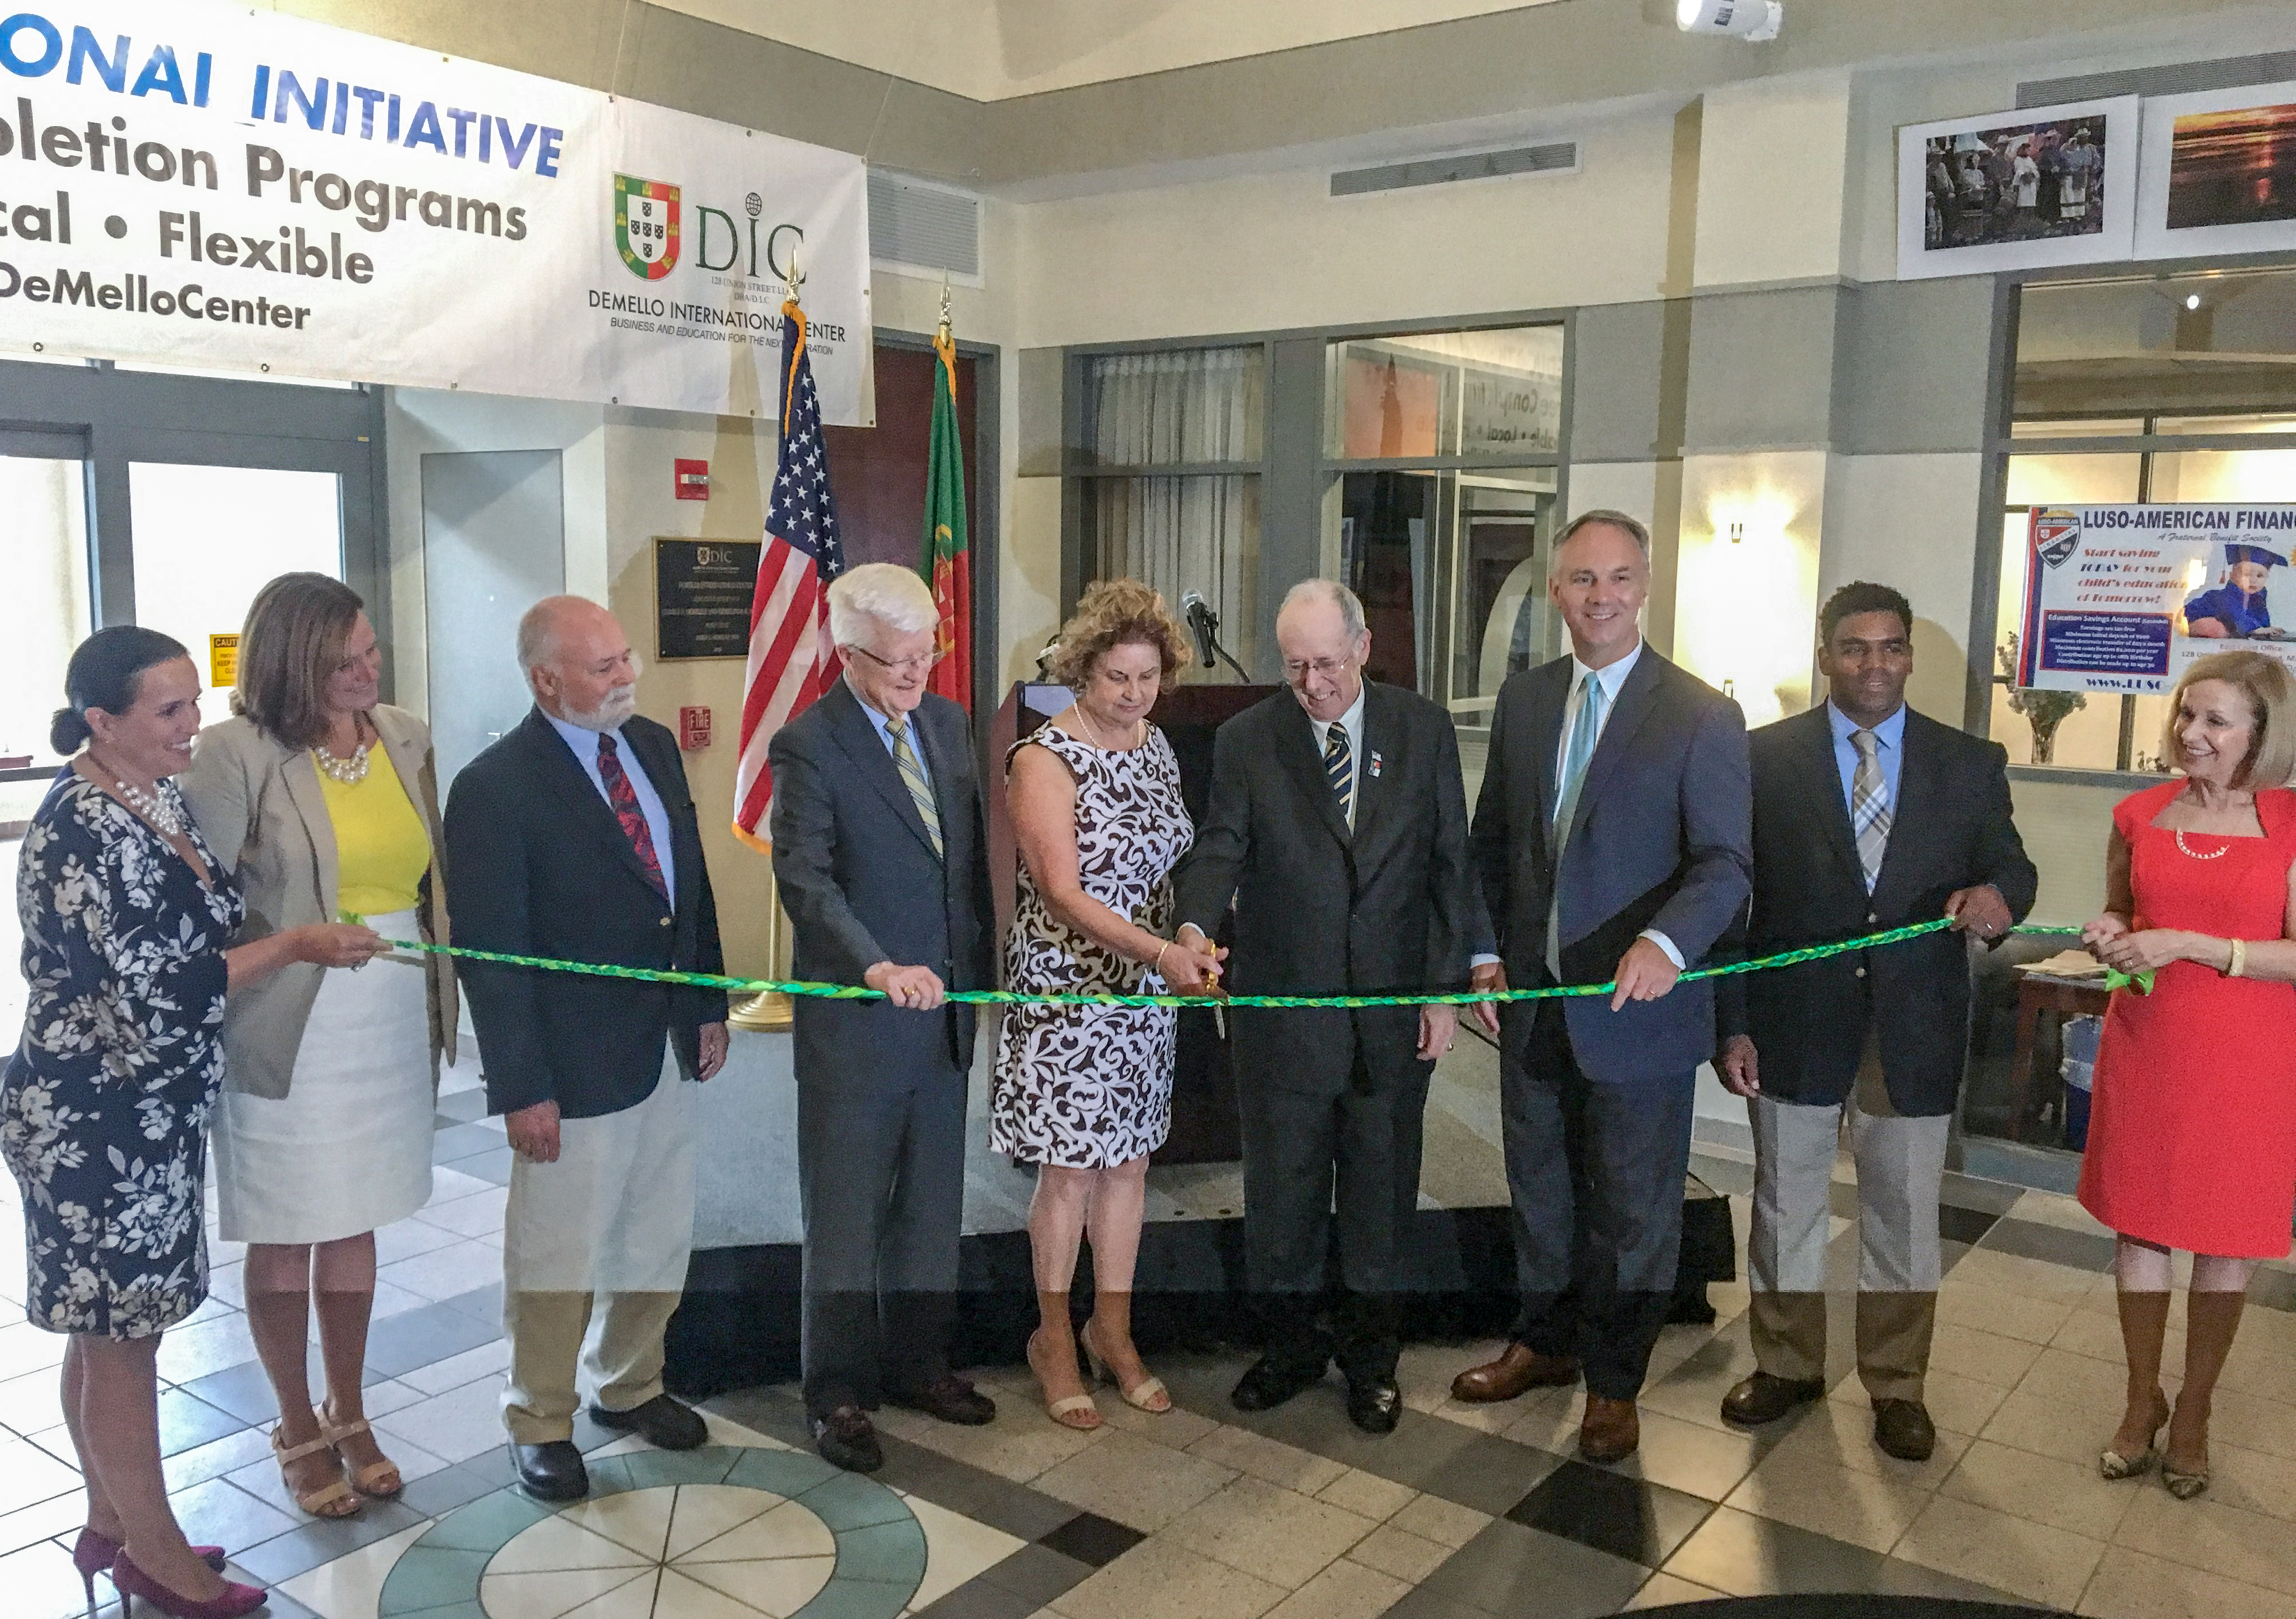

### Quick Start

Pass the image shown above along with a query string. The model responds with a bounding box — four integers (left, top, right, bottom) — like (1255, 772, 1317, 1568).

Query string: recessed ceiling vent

(868, 170, 981, 282)
(1330, 140, 1580, 198)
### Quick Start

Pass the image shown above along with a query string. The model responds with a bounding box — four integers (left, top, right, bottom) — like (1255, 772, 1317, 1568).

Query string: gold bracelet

(1155, 940, 1172, 978)
(2228, 938, 2247, 979)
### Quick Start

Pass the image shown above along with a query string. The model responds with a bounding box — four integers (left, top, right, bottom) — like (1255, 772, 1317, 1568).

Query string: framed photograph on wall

(1897, 97, 2137, 280)
(2135, 82, 2296, 259)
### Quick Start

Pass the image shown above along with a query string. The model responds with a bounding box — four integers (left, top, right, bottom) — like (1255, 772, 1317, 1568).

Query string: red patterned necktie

(596, 734, 668, 900)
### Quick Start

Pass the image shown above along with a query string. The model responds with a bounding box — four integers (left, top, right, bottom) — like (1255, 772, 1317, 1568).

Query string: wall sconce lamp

(1728, 522, 1745, 545)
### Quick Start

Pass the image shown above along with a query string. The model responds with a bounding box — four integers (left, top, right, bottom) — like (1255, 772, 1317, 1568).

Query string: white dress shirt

(1548, 639, 1682, 971)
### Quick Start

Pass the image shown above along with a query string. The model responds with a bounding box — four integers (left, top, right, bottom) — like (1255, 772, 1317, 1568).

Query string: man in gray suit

(1451, 511, 1752, 1464)
(1173, 580, 1488, 1433)
(769, 563, 997, 1473)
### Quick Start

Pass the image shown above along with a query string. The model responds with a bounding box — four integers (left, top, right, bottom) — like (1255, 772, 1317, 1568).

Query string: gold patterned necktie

(885, 712, 943, 859)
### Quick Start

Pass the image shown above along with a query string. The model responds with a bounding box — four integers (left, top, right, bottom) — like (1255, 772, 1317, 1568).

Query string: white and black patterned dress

(994, 726, 1194, 1168)
(0, 773, 243, 1338)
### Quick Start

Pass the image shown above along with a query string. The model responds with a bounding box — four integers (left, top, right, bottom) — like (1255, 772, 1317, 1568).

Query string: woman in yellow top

(179, 574, 456, 1522)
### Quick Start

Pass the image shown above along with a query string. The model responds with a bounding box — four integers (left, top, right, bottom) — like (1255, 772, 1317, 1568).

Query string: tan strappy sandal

(1080, 1316, 1171, 1414)
(316, 1406, 404, 1499)
(1027, 1328, 1102, 1432)
(272, 1425, 360, 1518)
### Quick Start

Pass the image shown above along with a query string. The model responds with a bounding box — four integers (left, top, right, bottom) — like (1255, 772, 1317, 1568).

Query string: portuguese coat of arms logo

(2032, 507, 2082, 569)
(615, 175, 680, 280)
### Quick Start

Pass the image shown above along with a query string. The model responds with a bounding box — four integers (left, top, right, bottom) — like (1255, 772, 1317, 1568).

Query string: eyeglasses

(1282, 656, 1356, 682)
(845, 644, 946, 676)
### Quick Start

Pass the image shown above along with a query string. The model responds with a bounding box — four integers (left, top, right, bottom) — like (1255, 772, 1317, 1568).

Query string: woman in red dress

(2081, 650, 2296, 1502)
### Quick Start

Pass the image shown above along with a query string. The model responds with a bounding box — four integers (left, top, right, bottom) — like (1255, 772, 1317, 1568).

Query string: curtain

(1082, 348, 1262, 671)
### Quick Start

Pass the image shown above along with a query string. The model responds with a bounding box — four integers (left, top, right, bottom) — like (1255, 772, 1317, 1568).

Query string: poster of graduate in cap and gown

(2016, 506, 2296, 693)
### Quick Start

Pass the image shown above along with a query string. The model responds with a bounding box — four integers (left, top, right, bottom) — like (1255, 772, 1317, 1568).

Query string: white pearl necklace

(2175, 829, 2230, 861)
(314, 741, 371, 783)
(115, 777, 184, 837)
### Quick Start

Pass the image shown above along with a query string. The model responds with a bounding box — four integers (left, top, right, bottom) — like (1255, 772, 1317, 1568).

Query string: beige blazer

(179, 704, 457, 1100)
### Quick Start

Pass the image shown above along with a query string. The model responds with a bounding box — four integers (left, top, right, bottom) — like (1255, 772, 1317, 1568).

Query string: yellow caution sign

(209, 634, 240, 688)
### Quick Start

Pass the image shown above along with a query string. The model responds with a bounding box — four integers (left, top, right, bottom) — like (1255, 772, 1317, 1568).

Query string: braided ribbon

(350, 918, 2144, 1008)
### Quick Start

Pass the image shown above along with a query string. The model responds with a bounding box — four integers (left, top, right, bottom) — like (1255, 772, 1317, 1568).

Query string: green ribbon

(344, 915, 2142, 1009)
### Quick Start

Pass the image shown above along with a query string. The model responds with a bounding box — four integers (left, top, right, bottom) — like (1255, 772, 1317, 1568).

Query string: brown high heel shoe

(317, 1405, 404, 1499)
(2099, 1388, 2170, 1481)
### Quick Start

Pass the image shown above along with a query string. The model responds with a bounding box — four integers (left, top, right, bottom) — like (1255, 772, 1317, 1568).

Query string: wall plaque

(656, 538, 762, 661)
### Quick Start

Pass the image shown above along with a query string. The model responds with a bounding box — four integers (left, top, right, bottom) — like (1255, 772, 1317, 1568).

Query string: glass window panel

(2010, 417, 2146, 437)
(1080, 347, 1263, 468)
(2003, 453, 2142, 508)
(128, 462, 343, 728)
(1453, 472, 1559, 707)
(2150, 447, 2296, 503)
(2014, 267, 2296, 419)
(1326, 326, 1564, 460)
(1082, 475, 1259, 673)
(2154, 413, 2296, 436)
(0, 457, 91, 769)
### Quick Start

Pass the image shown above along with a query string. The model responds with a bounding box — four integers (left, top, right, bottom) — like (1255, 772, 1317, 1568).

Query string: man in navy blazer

(448, 596, 728, 1503)
(1451, 511, 1752, 1464)
(770, 563, 998, 1473)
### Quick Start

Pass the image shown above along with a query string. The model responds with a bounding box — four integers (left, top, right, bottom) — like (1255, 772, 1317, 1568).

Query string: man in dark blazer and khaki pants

(1173, 579, 1488, 1433)
(1716, 582, 2036, 1461)
(448, 596, 729, 1503)
(771, 563, 997, 1473)
(1453, 511, 1752, 1464)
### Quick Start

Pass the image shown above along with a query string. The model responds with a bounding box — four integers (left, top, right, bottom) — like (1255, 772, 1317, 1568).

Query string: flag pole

(729, 246, 813, 1036)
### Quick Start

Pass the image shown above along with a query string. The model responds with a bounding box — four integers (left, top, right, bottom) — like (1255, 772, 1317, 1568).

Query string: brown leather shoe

(1451, 1343, 1581, 1404)
(1579, 1394, 1640, 1463)
(1721, 1371, 1826, 1428)
(1873, 1399, 1936, 1461)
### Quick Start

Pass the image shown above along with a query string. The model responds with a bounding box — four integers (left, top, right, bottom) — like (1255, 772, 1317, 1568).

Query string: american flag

(732, 301, 845, 850)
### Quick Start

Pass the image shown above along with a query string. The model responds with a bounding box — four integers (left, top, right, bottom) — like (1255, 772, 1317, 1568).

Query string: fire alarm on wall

(680, 706, 713, 751)
(675, 458, 710, 500)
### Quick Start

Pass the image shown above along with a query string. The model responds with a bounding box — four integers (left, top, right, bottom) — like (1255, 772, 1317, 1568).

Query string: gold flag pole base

(728, 990, 793, 1033)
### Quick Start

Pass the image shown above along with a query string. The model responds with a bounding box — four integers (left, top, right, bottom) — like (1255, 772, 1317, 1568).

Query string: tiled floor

(8, 1042, 2296, 1619)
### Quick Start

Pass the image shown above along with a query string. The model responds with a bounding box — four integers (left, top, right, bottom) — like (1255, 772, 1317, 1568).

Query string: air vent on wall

(868, 170, 982, 283)
(1330, 140, 1580, 198)
(2018, 50, 2296, 108)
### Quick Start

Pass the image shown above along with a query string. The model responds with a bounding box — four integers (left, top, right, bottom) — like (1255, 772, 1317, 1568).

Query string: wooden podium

(988, 679, 1274, 1165)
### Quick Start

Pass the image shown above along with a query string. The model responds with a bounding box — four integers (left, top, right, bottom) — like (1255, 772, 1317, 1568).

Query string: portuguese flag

(923, 327, 971, 708)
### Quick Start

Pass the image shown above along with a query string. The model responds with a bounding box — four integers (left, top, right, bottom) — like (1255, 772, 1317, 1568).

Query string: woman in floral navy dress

(0, 628, 380, 1619)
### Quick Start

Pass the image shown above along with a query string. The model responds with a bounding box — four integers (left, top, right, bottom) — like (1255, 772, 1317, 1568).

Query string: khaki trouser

(1745, 1033, 1949, 1405)
(500, 1046, 695, 1445)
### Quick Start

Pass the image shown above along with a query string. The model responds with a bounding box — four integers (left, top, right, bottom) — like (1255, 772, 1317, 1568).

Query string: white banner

(2014, 505, 2296, 693)
(0, 1, 873, 422)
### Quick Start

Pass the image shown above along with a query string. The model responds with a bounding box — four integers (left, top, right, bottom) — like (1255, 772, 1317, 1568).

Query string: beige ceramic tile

(1394, 1340, 1509, 1414)
(1610, 1407, 1764, 1502)
(1939, 1438, 2139, 1542)
(904, 1493, 1027, 1610)
(2216, 1336, 2296, 1402)
(560, 1488, 677, 1562)
(2052, 1304, 2184, 1370)
(675, 1556, 835, 1618)
(1894, 1493, 2107, 1611)
(2115, 1484, 2296, 1597)
(488, 1511, 658, 1574)
(1183, 1426, 1347, 1496)
(1927, 1321, 2050, 1389)
(1387, 1492, 1490, 1549)
(2201, 1439, 2296, 1524)
(661, 1485, 788, 1562)
(1092, 1398, 1222, 1449)
(1047, 1535, 1286, 1619)
(1935, 1279, 2078, 1346)
(1724, 1444, 1931, 1553)
(1765, 1396, 1974, 1491)
(872, 1401, 1105, 1483)
(1035, 1429, 1237, 1532)
(1980, 1386, 2119, 1468)
(1344, 1524, 1451, 1583)
(2008, 1189, 2114, 1236)
(1158, 1475, 1380, 1590)
(1625, 1572, 1733, 1610)
(1498, 1383, 1588, 1454)
(1948, 1248, 2099, 1304)
(672, 1500, 835, 1565)
(1312, 1468, 1416, 1522)
(1425, 1396, 1520, 1436)
(1259, 1557, 1408, 1619)
(2018, 1347, 2171, 1414)
(2077, 1543, 2296, 1619)
(550, 1570, 664, 1619)
(2200, 1386, 2296, 1462)
(480, 1566, 657, 1619)
(278, 1519, 433, 1619)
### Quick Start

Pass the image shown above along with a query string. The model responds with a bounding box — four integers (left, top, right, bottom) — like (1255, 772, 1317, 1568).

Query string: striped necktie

(1850, 728, 1891, 891)
(1553, 671, 1606, 833)
(1324, 722, 1354, 828)
(885, 712, 944, 859)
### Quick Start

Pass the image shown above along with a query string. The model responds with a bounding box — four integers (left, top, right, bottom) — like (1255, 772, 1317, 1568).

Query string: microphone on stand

(1180, 591, 1251, 682)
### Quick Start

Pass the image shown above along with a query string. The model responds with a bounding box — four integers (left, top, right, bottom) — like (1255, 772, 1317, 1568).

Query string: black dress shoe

(511, 1441, 589, 1502)
(886, 1373, 995, 1426)
(1231, 1354, 1328, 1413)
(588, 1394, 708, 1451)
(1345, 1373, 1402, 1434)
(1721, 1371, 1826, 1428)
(1873, 1398, 1936, 1461)
(810, 1406, 884, 1473)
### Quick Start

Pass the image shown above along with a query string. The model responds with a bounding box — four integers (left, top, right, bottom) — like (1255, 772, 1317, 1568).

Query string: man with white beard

(446, 595, 729, 1503)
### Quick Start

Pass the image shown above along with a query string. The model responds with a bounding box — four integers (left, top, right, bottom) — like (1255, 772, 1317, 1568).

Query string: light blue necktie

(1545, 671, 1607, 976)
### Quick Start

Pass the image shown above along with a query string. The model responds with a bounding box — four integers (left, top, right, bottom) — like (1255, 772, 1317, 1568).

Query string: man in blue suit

(1450, 511, 1752, 1463)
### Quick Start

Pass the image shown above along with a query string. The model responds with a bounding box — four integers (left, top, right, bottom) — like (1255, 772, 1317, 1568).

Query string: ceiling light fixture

(1676, 0, 1784, 41)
